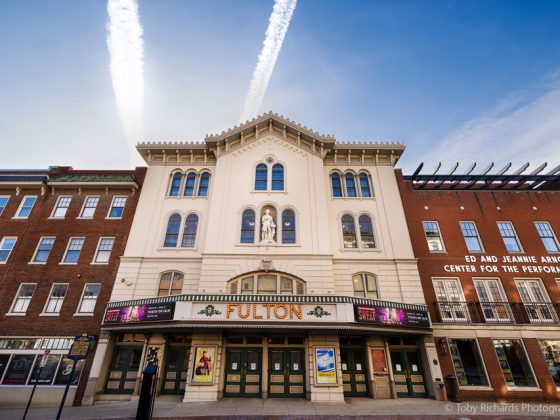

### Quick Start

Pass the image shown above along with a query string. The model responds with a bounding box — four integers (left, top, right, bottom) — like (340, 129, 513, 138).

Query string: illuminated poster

(103, 302, 175, 324)
(354, 305, 430, 328)
(192, 346, 216, 383)
(315, 347, 337, 384)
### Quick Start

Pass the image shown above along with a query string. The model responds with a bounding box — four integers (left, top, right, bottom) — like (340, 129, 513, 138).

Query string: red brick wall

(0, 167, 146, 405)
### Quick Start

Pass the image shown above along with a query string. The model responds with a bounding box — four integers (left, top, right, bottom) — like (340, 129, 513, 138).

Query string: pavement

(4, 396, 560, 419)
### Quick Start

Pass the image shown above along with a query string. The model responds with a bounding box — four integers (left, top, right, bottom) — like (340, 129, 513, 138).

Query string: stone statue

(261, 209, 276, 243)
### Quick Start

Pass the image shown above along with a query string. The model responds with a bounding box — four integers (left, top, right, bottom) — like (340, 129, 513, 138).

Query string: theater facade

(82, 113, 444, 404)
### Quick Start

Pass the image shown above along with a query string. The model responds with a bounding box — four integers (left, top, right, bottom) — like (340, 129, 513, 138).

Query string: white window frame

(0, 236, 17, 264)
(50, 195, 72, 219)
(497, 221, 523, 253)
(92, 237, 115, 264)
(433, 278, 469, 322)
(30, 236, 56, 264)
(472, 278, 513, 322)
(13, 195, 37, 219)
(106, 196, 127, 219)
(0, 195, 10, 216)
(228, 273, 306, 295)
(534, 221, 560, 253)
(339, 213, 378, 251)
(515, 278, 557, 323)
(422, 221, 446, 252)
(41, 283, 69, 316)
(459, 221, 485, 253)
(78, 195, 100, 219)
(352, 272, 379, 299)
(75, 284, 101, 315)
(8, 283, 37, 315)
(60, 237, 85, 265)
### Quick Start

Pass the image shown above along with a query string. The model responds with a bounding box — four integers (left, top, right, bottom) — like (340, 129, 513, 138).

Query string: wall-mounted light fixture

(438, 338, 448, 354)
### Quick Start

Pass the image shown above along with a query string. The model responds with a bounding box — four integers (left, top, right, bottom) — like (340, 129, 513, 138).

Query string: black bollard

(446, 374, 460, 403)
(136, 364, 158, 420)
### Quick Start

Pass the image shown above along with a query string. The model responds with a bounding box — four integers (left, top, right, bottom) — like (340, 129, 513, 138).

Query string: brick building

(0, 166, 145, 407)
(398, 164, 560, 401)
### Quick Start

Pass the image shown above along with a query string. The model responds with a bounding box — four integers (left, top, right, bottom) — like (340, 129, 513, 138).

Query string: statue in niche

(261, 209, 276, 244)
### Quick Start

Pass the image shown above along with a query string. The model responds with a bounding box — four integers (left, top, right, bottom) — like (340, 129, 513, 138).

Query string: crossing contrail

(241, 0, 297, 122)
(107, 0, 144, 151)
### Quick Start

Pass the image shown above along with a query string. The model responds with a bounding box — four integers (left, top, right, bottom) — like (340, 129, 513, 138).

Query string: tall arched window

(182, 214, 199, 247)
(341, 214, 357, 248)
(345, 173, 357, 197)
(198, 172, 210, 197)
(359, 173, 372, 197)
(241, 209, 256, 243)
(169, 172, 183, 196)
(255, 164, 268, 190)
(272, 163, 284, 191)
(184, 172, 196, 196)
(352, 273, 378, 299)
(359, 215, 376, 248)
(158, 271, 184, 296)
(331, 173, 342, 197)
(281, 209, 296, 244)
(164, 214, 182, 247)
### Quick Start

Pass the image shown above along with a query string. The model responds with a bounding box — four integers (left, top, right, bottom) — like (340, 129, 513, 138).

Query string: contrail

(107, 0, 144, 152)
(241, 0, 297, 122)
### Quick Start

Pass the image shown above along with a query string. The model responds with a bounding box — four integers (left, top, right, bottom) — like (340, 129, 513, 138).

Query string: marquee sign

(103, 302, 175, 324)
(354, 304, 430, 328)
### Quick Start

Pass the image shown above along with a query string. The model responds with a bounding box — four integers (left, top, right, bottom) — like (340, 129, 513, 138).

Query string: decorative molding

(307, 306, 332, 318)
(197, 304, 222, 317)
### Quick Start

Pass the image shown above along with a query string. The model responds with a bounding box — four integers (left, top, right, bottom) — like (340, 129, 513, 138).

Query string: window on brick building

(77, 284, 100, 314)
(15, 195, 37, 219)
(535, 222, 560, 253)
(447, 339, 489, 386)
(0, 196, 10, 216)
(108, 196, 127, 218)
(43, 284, 68, 314)
(460, 221, 483, 252)
(497, 222, 523, 252)
(62, 237, 84, 264)
(538, 340, 560, 387)
(493, 339, 537, 387)
(80, 196, 99, 218)
(51, 196, 72, 218)
(422, 221, 445, 252)
(433, 278, 469, 322)
(32, 237, 55, 263)
(0, 237, 17, 263)
(10, 283, 36, 313)
(93, 237, 114, 263)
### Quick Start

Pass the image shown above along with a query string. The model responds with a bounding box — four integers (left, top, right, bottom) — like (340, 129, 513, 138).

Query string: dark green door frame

(223, 348, 262, 397)
(389, 349, 427, 398)
(268, 348, 306, 398)
(340, 347, 369, 397)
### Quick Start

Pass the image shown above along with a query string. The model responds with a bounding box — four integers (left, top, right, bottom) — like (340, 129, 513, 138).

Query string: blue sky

(1, 0, 559, 172)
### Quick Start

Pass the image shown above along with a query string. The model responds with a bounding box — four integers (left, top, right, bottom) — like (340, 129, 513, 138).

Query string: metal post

(56, 360, 77, 420)
(22, 365, 43, 420)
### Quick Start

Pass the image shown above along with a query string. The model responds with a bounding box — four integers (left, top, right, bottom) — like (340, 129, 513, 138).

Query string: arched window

(164, 214, 182, 247)
(282, 209, 296, 244)
(331, 173, 343, 197)
(198, 172, 210, 196)
(158, 271, 184, 296)
(184, 172, 197, 196)
(352, 273, 378, 299)
(359, 215, 376, 248)
(272, 163, 284, 191)
(241, 209, 256, 243)
(345, 173, 357, 197)
(182, 214, 199, 247)
(227, 272, 306, 295)
(255, 164, 268, 190)
(359, 173, 372, 197)
(169, 172, 183, 196)
(341, 214, 357, 248)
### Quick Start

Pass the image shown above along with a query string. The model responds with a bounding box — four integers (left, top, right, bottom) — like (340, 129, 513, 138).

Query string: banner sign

(103, 302, 175, 324)
(354, 304, 430, 328)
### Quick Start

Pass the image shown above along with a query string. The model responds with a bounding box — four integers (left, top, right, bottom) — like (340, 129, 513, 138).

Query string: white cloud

(421, 71, 560, 172)
(107, 0, 144, 162)
(240, 0, 297, 122)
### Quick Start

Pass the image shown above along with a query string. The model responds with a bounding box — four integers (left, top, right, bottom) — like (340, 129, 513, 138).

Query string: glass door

(223, 348, 262, 397)
(340, 348, 369, 396)
(162, 347, 190, 394)
(105, 346, 143, 394)
(268, 349, 305, 397)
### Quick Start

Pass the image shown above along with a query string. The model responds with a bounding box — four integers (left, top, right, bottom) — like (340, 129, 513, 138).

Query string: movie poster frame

(191, 345, 217, 385)
(313, 346, 338, 386)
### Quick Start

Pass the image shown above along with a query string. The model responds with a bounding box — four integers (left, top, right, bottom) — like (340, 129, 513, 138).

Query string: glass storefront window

(0, 355, 11, 380)
(54, 358, 84, 386)
(28, 354, 61, 385)
(493, 339, 537, 387)
(448, 339, 489, 386)
(2, 354, 36, 385)
(0, 338, 40, 350)
(538, 340, 560, 387)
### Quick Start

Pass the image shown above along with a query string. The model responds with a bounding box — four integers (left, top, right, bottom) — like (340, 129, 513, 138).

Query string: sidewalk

(3, 397, 560, 419)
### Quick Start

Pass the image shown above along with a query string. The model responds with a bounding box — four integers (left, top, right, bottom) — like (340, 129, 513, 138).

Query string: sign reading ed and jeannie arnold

(354, 304, 430, 328)
(103, 302, 175, 324)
